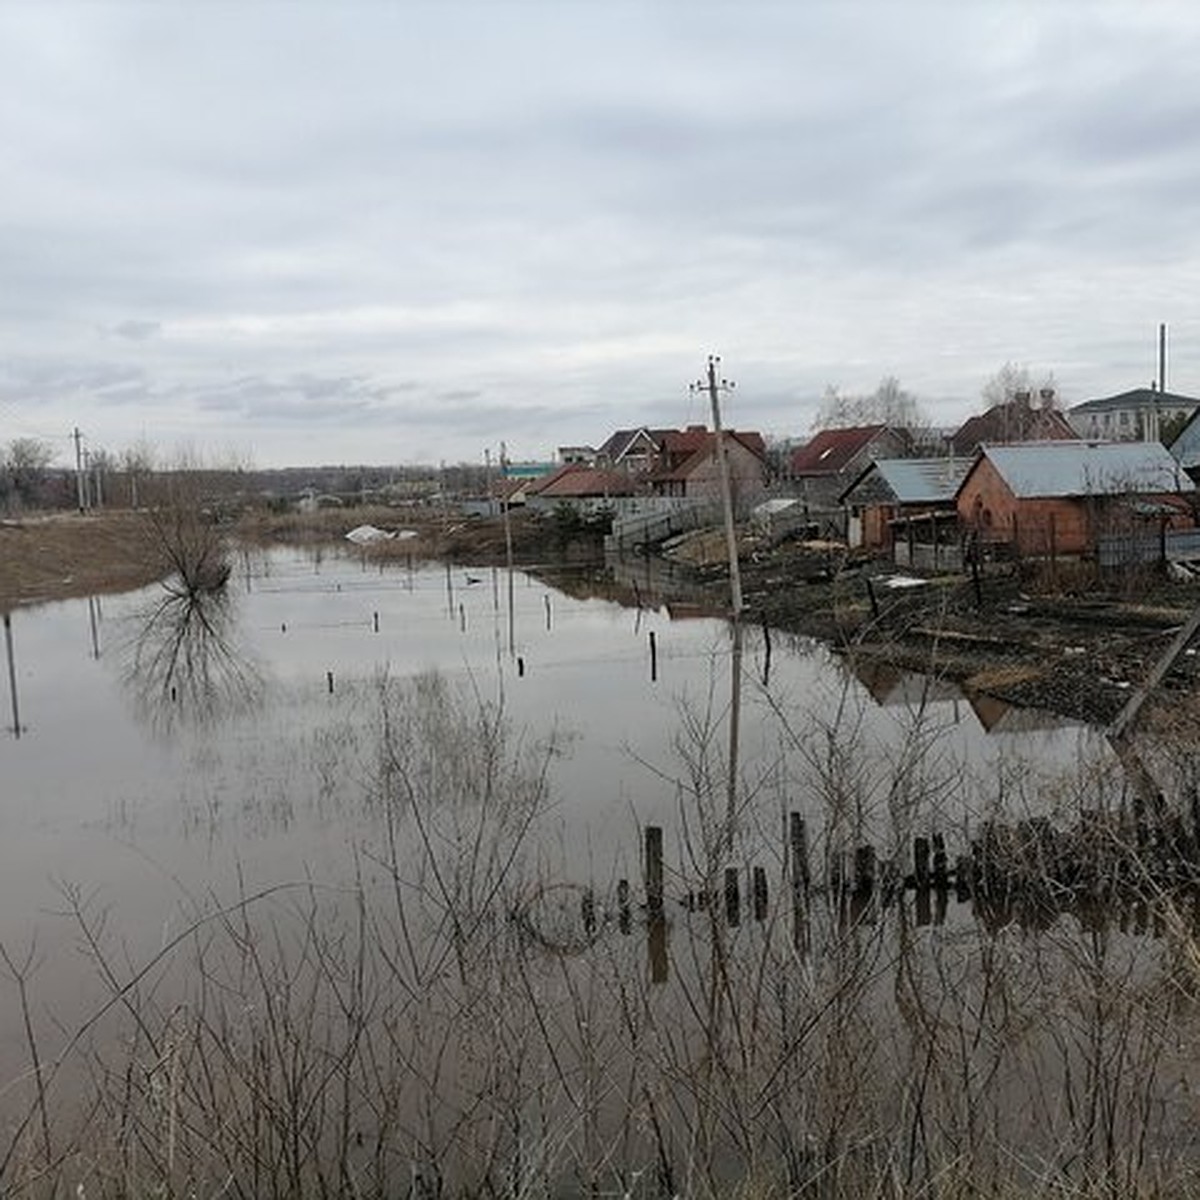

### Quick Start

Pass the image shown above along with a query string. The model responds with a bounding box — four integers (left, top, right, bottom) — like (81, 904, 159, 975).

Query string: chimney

(1039, 387, 1055, 407)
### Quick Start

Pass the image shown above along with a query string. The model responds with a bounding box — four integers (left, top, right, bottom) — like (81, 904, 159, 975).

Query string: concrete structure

(1067, 388, 1199, 443)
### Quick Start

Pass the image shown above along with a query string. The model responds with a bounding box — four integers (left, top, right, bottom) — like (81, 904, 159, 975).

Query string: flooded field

(2, 545, 1197, 1197)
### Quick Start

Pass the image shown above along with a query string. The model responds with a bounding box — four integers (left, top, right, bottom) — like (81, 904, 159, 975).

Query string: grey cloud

(109, 319, 161, 341)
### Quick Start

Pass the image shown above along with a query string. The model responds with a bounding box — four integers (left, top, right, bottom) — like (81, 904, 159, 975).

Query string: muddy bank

(0, 512, 168, 611)
(669, 530, 1200, 735)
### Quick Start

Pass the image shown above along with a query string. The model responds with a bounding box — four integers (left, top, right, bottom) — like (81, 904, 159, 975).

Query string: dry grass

(0, 512, 164, 612)
(963, 663, 1045, 692)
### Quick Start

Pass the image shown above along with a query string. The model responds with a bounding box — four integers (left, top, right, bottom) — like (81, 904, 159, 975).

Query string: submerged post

(645, 825, 664, 918)
(4, 613, 20, 738)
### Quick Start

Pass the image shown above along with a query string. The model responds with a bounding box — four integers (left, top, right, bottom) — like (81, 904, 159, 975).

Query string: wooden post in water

(752, 865, 768, 922)
(459, 603, 467, 633)
(326, 670, 334, 695)
(544, 594, 552, 631)
(649, 631, 657, 682)
(913, 836, 930, 890)
(4, 613, 20, 738)
(724, 867, 741, 927)
(761, 619, 772, 686)
(788, 812, 810, 953)
(645, 825, 664, 918)
(648, 915, 668, 985)
(789, 813, 811, 894)
(373, 611, 379, 633)
(932, 833, 948, 888)
(854, 844, 876, 896)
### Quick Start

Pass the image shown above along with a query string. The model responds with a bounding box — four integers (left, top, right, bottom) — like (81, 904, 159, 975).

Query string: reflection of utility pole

(3, 612, 20, 738)
(72, 427, 86, 514)
(501, 441, 515, 657)
(690, 354, 743, 855)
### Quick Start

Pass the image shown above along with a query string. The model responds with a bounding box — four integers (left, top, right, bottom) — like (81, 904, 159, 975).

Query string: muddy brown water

(4, 545, 1183, 1194)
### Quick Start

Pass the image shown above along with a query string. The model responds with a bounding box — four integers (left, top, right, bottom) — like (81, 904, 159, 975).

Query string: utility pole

(692, 356, 743, 615)
(72, 427, 86, 514)
(690, 354, 743, 855)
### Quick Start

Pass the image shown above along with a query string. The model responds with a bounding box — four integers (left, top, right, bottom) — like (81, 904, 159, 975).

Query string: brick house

(789, 424, 912, 507)
(956, 441, 1194, 558)
(648, 429, 767, 507)
(949, 395, 1076, 456)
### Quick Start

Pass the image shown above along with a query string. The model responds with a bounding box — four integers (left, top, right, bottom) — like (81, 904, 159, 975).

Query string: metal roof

(869, 457, 972, 503)
(978, 440, 1194, 498)
(1068, 387, 1199, 414)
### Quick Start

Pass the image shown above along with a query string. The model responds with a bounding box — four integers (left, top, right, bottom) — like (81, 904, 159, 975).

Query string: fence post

(645, 825, 664, 918)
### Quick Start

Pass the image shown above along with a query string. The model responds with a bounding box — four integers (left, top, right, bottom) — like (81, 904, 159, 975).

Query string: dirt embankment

(669, 529, 1200, 735)
(0, 512, 167, 612)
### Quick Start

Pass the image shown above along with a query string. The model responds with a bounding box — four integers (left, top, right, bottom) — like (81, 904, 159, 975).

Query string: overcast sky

(3, 2, 1200, 469)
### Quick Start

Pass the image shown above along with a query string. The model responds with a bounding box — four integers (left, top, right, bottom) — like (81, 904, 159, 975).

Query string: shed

(840, 457, 971, 552)
(955, 441, 1195, 559)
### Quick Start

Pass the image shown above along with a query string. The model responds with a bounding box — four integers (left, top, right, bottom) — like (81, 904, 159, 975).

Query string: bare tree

(2, 437, 55, 510)
(981, 362, 1060, 410)
(812, 375, 929, 434)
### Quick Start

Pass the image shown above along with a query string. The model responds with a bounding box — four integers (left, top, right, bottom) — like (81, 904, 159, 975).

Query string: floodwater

(2, 546, 1105, 956)
(6, 545, 1180, 1196)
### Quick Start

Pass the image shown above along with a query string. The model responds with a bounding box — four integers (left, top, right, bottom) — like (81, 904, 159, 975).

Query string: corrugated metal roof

(871, 457, 972, 503)
(980, 440, 1194, 498)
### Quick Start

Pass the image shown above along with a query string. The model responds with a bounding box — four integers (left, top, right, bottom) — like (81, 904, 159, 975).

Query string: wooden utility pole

(693, 356, 743, 616)
(691, 355, 743, 854)
(72, 427, 86, 513)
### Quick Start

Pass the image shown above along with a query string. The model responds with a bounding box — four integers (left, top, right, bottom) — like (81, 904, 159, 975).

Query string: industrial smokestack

(1159, 322, 1167, 395)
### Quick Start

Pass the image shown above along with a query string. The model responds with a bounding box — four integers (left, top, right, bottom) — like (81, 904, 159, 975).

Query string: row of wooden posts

(561, 806, 1200, 954)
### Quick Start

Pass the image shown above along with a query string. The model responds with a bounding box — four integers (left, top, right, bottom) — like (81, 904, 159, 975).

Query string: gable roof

(594, 427, 674, 463)
(841, 457, 972, 506)
(950, 400, 1076, 456)
(529, 465, 634, 499)
(1171, 407, 1200, 471)
(790, 425, 891, 476)
(1069, 387, 1200, 415)
(966, 441, 1193, 499)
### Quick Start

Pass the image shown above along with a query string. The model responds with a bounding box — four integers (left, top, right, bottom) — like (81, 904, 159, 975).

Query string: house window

(1119, 411, 1130, 428)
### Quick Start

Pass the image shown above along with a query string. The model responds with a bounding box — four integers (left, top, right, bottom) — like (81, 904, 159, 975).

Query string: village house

(948, 392, 1076, 456)
(1067, 387, 1199, 443)
(955, 441, 1195, 559)
(1170, 407, 1200, 482)
(524, 464, 634, 515)
(839, 457, 972, 568)
(593, 428, 676, 474)
(789, 424, 912, 508)
(647, 428, 767, 507)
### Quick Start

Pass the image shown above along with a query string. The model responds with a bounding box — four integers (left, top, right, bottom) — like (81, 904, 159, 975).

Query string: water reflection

(122, 580, 262, 734)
